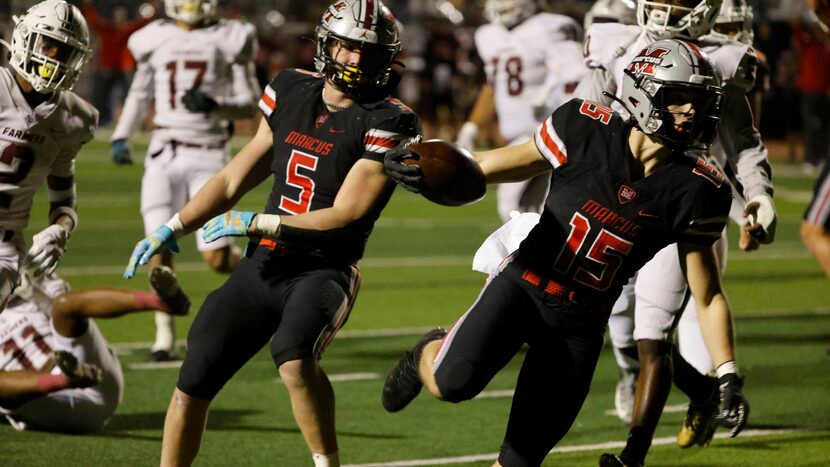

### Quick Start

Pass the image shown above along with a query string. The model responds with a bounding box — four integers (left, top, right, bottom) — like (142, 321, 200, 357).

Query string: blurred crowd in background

(1, 0, 827, 169)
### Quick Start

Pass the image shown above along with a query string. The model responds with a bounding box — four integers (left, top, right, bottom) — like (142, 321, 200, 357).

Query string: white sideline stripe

(53, 242, 816, 278)
(475, 389, 514, 399)
(603, 403, 687, 417)
(111, 309, 830, 351)
(275, 372, 379, 384)
(342, 428, 798, 467)
(57, 256, 473, 277)
(128, 360, 183, 370)
(112, 327, 438, 351)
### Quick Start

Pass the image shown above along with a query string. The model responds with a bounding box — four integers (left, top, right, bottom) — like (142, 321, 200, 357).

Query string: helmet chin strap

(0, 38, 10, 51)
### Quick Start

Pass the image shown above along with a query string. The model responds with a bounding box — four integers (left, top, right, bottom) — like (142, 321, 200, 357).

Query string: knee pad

(177, 350, 223, 401)
(434, 359, 478, 403)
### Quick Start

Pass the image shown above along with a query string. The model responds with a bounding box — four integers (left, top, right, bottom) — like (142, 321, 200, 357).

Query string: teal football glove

(202, 211, 256, 243)
(124, 226, 180, 279)
(111, 139, 132, 165)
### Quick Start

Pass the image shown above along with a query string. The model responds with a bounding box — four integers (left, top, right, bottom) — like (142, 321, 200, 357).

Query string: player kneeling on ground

(0, 268, 189, 432)
(383, 39, 748, 467)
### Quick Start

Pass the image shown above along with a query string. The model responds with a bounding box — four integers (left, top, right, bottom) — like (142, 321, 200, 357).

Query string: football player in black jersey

(383, 39, 748, 467)
(122, 1, 420, 466)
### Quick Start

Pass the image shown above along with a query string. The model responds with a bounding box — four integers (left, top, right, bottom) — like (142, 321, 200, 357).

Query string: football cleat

(149, 349, 180, 362)
(599, 453, 643, 467)
(677, 391, 720, 448)
(614, 367, 639, 424)
(150, 266, 190, 316)
(382, 328, 446, 413)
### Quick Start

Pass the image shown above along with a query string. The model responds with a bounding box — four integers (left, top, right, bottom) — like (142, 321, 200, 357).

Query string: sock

(312, 452, 339, 467)
(621, 426, 650, 465)
(37, 373, 70, 393)
(673, 346, 717, 405)
(614, 345, 640, 371)
(152, 311, 175, 352)
(132, 291, 169, 313)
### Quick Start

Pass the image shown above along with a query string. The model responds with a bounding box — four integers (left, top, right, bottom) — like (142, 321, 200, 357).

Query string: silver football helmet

(584, 0, 637, 29)
(621, 39, 723, 149)
(6, 0, 92, 93)
(637, 0, 723, 39)
(705, 0, 754, 44)
(164, 0, 218, 25)
(483, 0, 537, 27)
(315, 0, 401, 100)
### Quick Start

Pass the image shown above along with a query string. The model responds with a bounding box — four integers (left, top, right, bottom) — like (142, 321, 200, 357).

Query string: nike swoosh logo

(639, 210, 659, 218)
(329, 128, 345, 133)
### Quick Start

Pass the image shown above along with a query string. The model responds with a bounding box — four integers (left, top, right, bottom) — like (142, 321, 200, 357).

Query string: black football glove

(384, 146, 424, 193)
(53, 351, 102, 388)
(715, 373, 749, 437)
(182, 89, 218, 113)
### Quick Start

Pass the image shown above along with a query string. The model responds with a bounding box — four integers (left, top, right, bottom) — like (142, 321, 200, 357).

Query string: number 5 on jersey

(280, 150, 318, 215)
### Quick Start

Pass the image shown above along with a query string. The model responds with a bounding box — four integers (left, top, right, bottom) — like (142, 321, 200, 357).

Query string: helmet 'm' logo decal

(627, 47, 671, 76)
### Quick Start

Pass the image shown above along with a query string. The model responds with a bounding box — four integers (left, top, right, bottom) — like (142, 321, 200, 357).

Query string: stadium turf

(4, 138, 830, 466)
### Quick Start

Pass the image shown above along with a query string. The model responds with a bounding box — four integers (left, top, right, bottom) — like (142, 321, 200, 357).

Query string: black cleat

(149, 349, 180, 362)
(599, 453, 643, 467)
(382, 328, 447, 413)
(150, 266, 190, 316)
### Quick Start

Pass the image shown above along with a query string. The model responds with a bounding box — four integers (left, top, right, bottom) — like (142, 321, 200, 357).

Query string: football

(404, 140, 486, 206)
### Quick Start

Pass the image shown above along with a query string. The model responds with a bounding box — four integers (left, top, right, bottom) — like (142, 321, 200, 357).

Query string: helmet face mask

(315, 0, 401, 101)
(165, 0, 217, 25)
(621, 39, 723, 150)
(9, 0, 92, 93)
(483, 0, 537, 28)
(637, 0, 723, 39)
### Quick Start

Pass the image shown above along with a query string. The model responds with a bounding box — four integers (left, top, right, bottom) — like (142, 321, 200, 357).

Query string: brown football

(404, 140, 486, 206)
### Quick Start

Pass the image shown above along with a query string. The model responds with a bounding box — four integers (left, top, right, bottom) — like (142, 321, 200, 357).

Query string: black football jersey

(517, 99, 732, 303)
(257, 69, 421, 261)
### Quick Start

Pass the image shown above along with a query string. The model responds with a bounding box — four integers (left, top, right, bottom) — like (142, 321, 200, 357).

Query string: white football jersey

(113, 19, 259, 146)
(576, 23, 772, 201)
(0, 68, 97, 233)
(475, 13, 585, 141)
(0, 297, 54, 372)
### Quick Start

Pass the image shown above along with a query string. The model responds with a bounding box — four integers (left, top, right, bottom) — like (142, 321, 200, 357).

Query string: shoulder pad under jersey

(127, 19, 179, 62)
(523, 12, 582, 41)
(583, 22, 642, 69)
(213, 19, 258, 63)
(700, 39, 757, 91)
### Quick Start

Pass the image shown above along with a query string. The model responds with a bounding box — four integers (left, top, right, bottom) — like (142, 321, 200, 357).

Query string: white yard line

(54, 241, 817, 278)
(342, 428, 798, 467)
(112, 308, 829, 352)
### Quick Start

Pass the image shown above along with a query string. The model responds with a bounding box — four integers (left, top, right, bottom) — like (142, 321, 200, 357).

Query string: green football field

(4, 137, 830, 466)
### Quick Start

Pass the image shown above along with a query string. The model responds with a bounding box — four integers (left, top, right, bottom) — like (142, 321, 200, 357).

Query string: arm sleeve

(111, 58, 154, 141)
(717, 86, 774, 200)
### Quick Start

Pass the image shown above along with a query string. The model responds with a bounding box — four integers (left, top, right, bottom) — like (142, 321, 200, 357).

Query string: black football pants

(433, 262, 607, 467)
